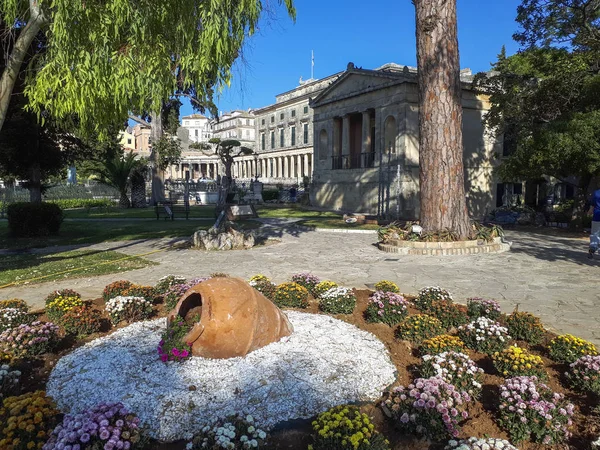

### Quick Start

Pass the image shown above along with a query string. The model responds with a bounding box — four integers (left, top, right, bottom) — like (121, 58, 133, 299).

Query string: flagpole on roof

(311, 50, 314, 80)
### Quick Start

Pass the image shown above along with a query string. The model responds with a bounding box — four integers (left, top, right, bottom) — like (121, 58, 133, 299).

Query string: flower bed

(47, 313, 396, 442)
(318, 287, 356, 314)
(6, 275, 600, 450)
(364, 291, 409, 326)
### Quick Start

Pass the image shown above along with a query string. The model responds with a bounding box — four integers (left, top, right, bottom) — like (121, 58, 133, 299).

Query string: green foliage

(313, 281, 338, 298)
(92, 151, 146, 208)
(60, 305, 103, 336)
(102, 280, 133, 302)
(6, 202, 63, 237)
(153, 136, 182, 171)
(425, 300, 469, 330)
(19, 0, 296, 136)
(395, 314, 444, 343)
(548, 334, 598, 364)
(0, 299, 28, 312)
(159, 316, 193, 362)
(475, 1, 600, 194)
(414, 287, 453, 311)
(47, 198, 114, 209)
(506, 312, 546, 345)
(308, 405, 389, 450)
(318, 287, 356, 315)
(273, 282, 309, 309)
(373, 280, 399, 293)
(154, 275, 187, 296)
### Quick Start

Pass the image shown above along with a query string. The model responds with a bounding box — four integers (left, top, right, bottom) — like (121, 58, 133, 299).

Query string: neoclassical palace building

(308, 63, 501, 219)
(151, 62, 501, 218)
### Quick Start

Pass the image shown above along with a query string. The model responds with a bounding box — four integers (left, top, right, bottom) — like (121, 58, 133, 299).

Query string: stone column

(304, 153, 309, 177)
(342, 115, 350, 169)
(276, 157, 281, 178)
(361, 111, 371, 168)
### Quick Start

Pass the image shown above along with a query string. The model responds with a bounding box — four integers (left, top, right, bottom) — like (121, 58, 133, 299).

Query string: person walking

(588, 187, 600, 258)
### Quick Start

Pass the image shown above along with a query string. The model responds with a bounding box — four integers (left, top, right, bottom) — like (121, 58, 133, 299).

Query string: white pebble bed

(47, 311, 397, 442)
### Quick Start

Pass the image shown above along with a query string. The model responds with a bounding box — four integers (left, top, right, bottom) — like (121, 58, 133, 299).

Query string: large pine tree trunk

(415, 0, 470, 238)
(149, 110, 165, 205)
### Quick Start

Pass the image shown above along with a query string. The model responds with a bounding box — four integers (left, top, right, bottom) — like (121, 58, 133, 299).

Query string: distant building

(181, 114, 212, 144)
(232, 74, 341, 184)
(130, 123, 152, 158)
(119, 126, 136, 151)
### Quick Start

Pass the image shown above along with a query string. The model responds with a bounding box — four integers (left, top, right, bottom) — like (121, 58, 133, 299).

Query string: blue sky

(179, 0, 523, 119)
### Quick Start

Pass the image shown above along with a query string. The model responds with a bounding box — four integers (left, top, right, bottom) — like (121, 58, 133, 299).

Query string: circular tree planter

(378, 236, 511, 255)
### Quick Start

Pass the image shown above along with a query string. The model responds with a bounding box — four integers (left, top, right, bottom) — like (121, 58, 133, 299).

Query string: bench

(154, 201, 190, 220)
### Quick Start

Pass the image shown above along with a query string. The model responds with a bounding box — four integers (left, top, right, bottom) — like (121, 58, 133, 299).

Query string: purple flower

(100, 430, 110, 440)
(80, 434, 90, 443)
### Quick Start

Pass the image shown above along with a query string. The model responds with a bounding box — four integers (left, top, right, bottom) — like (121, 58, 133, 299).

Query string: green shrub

(419, 335, 466, 355)
(60, 305, 103, 336)
(506, 312, 545, 345)
(249, 277, 277, 301)
(395, 314, 443, 343)
(262, 190, 279, 202)
(102, 280, 134, 302)
(414, 286, 453, 311)
(313, 281, 338, 298)
(364, 291, 409, 326)
(0, 299, 28, 312)
(47, 198, 114, 209)
(548, 334, 598, 364)
(273, 282, 309, 308)
(373, 280, 400, 293)
(154, 275, 187, 295)
(425, 300, 469, 329)
(318, 287, 356, 314)
(6, 202, 63, 237)
(308, 405, 389, 450)
(566, 355, 600, 395)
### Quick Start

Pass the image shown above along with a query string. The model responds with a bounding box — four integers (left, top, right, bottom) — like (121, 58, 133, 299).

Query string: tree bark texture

(149, 110, 165, 205)
(415, 0, 470, 238)
(0, 0, 47, 133)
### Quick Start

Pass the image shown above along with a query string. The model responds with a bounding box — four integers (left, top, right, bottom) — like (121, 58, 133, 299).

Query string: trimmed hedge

(47, 198, 114, 209)
(7, 202, 64, 237)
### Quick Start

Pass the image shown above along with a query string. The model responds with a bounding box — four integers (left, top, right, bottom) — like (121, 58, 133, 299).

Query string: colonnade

(232, 153, 312, 180)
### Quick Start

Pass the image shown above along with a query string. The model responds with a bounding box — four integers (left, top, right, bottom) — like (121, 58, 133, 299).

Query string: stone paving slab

(1, 227, 599, 345)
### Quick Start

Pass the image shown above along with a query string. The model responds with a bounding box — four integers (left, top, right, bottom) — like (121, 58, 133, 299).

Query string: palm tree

(94, 151, 144, 208)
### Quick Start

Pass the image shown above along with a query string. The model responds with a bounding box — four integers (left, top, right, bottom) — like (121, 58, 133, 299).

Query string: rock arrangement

(192, 224, 255, 250)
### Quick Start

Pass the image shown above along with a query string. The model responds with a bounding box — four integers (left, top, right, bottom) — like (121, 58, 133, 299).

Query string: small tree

(93, 151, 145, 208)
(191, 137, 253, 187)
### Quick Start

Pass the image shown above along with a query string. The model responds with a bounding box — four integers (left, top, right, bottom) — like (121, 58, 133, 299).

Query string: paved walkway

(2, 225, 599, 345)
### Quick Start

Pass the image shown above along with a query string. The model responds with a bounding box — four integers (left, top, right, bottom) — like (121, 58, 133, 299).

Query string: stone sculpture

(167, 277, 293, 359)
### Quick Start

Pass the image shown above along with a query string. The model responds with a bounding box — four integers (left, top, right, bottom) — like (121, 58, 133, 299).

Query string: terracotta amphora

(167, 277, 293, 359)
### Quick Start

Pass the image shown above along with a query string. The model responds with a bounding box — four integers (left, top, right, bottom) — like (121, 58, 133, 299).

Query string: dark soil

(14, 290, 600, 450)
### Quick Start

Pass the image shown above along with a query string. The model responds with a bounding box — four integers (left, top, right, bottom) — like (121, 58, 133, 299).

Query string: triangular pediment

(311, 70, 409, 106)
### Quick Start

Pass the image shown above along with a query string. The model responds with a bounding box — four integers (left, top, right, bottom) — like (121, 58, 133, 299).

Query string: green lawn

(255, 205, 341, 219)
(62, 204, 341, 220)
(63, 205, 217, 219)
(0, 250, 155, 286)
(0, 221, 210, 250)
(296, 218, 380, 230)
